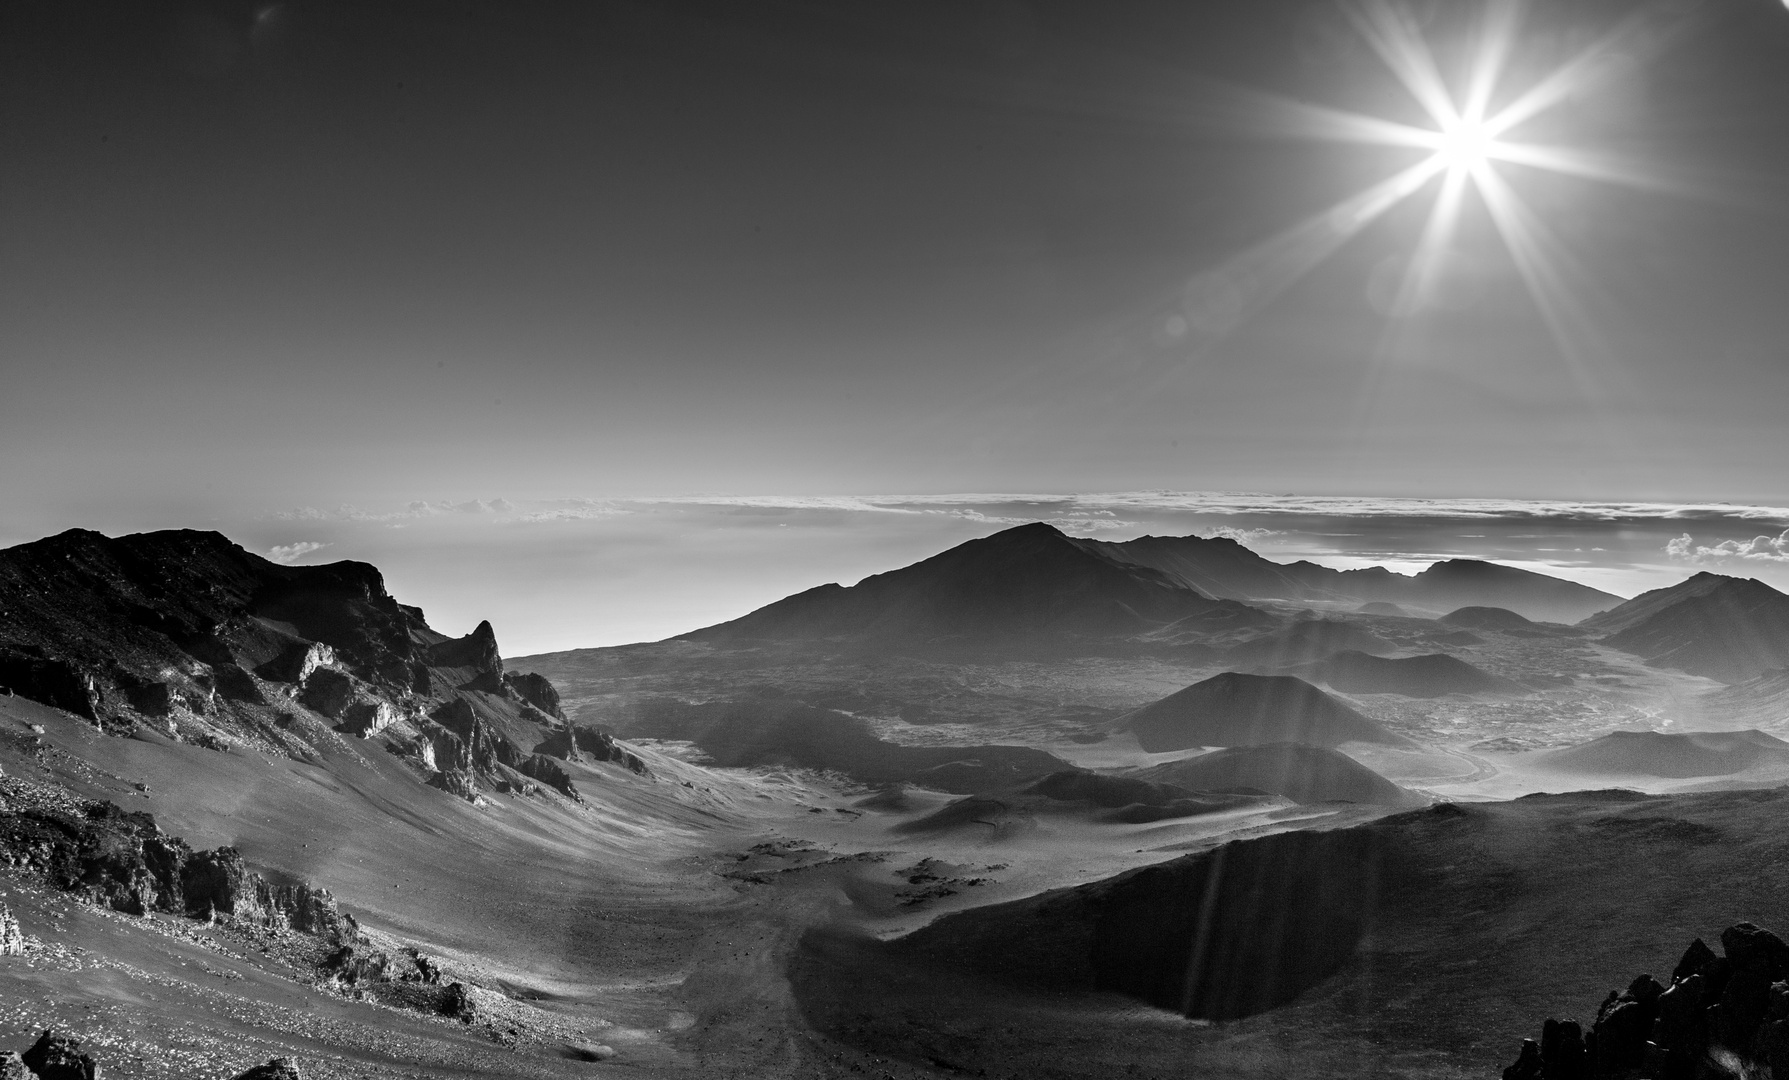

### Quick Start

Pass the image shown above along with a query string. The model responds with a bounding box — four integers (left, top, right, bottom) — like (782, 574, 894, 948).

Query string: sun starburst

(1167, 0, 1699, 367)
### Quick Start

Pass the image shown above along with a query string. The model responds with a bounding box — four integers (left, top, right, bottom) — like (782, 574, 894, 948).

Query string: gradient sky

(5, 1, 1789, 650)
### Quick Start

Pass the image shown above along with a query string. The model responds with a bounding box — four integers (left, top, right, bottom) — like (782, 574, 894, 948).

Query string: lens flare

(1165, 0, 1699, 357)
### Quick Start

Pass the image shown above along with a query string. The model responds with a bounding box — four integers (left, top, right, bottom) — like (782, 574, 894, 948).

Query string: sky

(5, 1, 1789, 652)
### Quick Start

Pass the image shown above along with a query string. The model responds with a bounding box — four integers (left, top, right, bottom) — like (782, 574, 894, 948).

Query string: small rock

(229, 1059, 302, 1080)
(441, 981, 475, 1022)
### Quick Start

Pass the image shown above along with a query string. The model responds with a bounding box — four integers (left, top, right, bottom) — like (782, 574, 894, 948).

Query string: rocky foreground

(1502, 921, 1789, 1079)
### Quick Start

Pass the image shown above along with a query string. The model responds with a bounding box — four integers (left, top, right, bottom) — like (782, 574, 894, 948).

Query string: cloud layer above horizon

(12, 491, 1776, 656)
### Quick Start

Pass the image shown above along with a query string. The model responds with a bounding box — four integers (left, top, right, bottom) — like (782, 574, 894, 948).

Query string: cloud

(269, 498, 516, 522)
(1667, 529, 1789, 564)
(1204, 526, 1282, 544)
(268, 541, 329, 564)
(518, 505, 632, 524)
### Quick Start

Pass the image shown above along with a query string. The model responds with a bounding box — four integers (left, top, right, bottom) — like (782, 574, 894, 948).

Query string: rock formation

(0, 789, 356, 944)
(21, 1031, 100, 1080)
(1499, 921, 1789, 1079)
(0, 529, 638, 806)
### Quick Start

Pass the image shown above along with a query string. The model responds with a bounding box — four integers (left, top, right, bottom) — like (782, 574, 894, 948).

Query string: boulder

(571, 725, 650, 775)
(441, 982, 474, 1021)
(22, 1030, 99, 1080)
(1675, 938, 1718, 983)
(1722, 923, 1789, 977)
(229, 1059, 302, 1080)
(298, 668, 355, 720)
(0, 1051, 32, 1079)
(430, 768, 482, 803)
(532, 727, 581, 762)
(257, 642, 337, 685)
(340, 699, 396, 738)
(211, 663, 267, 706)
(1501, 1038, 1542, 1080)
(1540, 1018, 1589, 1079)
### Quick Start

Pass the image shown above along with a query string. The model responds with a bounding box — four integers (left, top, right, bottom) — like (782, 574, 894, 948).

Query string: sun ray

(1484, 0, 1699, 138)
(1391, 165, 1471, 320)
(1461, 0, 1524, 124)
(1348, 0, 1461, 129)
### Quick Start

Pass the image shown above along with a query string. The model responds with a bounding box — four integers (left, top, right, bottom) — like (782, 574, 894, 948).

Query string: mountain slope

(1138, 743, 1420, 805)
(1288, 651, 1528, 698)
(678, 522, 1269, 649)
(1121, 673, 1413, 751)
(1581, 574, 1789, 683)
(1537, 729, 1789, 779)
(1224, 620, 1395, 667)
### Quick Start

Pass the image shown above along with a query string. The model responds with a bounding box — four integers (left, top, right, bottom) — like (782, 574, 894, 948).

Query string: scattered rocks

(0, 904, 21, 956)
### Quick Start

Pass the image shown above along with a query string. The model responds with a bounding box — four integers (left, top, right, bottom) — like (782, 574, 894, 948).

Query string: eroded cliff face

(0, 529, 645, 805)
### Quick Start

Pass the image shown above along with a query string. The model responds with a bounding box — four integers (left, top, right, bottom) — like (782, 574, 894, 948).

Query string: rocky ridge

(0, 529, 646, 805)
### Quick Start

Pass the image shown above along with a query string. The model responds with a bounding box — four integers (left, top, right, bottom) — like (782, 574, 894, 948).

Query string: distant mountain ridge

(1087, 534, 1621, 623)
(1581, 573, 1789, 683)
(1538, 729, 1789, 779)
(678, 522, 1624, 651)
(679, 522, 1268, 649)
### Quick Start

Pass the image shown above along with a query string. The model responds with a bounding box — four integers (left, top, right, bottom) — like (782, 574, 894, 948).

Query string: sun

(1162, 0, 1697, 368)
(1434, 116, 1496, 173)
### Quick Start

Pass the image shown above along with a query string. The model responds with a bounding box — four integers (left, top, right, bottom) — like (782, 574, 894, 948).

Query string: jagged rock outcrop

(0, 794, 356, 945)
(0, 1051, 33, 1080)
(428, 699, 520, 772)
(427, 620, 503, 693)
(531, 724, 649, 776)
(0, 528, 605, 806)
(1500, 921, 1789, 1079)
(503, 671, 564, 720)
(297, 668, 355, 719)
(22, 1030, 99, 1080)
(183, 847, 358, 941)
(518, 755, 583, 803)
